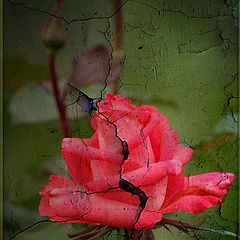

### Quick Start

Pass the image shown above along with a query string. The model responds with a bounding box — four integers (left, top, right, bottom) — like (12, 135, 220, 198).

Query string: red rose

(39, 95, 235, 230)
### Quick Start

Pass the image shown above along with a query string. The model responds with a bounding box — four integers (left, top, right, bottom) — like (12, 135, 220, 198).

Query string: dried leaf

(40, 44, 125, 99)
(64, 45, 125, 98)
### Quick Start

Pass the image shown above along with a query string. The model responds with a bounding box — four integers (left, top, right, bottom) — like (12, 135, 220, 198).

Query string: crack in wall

(222, 95, 238, 115)
(8, 0, 130, 25)
(9, 219, 51, 240)
(223, 73, 238, 91)
(96, 106, 149, 238)
(129, 0, 233, 19)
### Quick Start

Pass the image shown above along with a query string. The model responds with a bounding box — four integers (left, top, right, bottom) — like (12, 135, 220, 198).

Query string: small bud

(41, 17, 67, 54)
(41, 0, 67, 54)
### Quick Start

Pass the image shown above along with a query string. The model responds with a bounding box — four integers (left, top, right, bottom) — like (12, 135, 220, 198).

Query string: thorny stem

(49, 54, 70, 137)
(112, 0, 123, 95)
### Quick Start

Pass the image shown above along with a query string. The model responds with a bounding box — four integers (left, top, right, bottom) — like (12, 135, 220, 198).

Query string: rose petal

(97, 97, 180, 163)
(62, 138, 123, 165)
(160, 147, 193, 202)
(124, 159, 183, 187)
(141, 177, 168, 210)
(119, 105, 176, 164)
(161, 170, 185, 207)
(39, 193, 56, 217)
(82, 132, 99, 148)
(150, 123, 178, 162)
(122, 135, 155, 170)
(160, 172, 236, 214)
(90, 116, 123, 153)
(175, 146, 193, 166)
(61, 139, 93, 186)
(39, 175, 162, 230)
(161, 195, 223, 214)
(185, 172, 236, 197)
(94, 99, 155, 168)
(39, 175, 80, 217)
(62, 137, 125, 184)
(97, 94, 134, 117)
(86, 159, 183, 192)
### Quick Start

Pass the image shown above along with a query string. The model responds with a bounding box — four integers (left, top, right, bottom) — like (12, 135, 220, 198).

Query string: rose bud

(41, 0, 67, 54)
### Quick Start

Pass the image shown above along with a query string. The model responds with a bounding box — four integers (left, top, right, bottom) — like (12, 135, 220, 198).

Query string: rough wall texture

(4, 0, 238, 239)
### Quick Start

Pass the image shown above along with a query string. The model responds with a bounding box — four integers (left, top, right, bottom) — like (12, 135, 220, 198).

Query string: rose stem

(49, 54, 70, 137)
(112, 0, 123, 95)
(114, 0, 123, 50)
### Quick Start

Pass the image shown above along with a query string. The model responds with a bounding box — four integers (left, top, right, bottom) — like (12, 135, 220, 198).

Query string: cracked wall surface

(4, 0, 238, 239)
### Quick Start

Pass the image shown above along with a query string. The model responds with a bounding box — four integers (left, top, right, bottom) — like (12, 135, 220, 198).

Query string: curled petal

(149, 123, 178, 162)
(97, 94, 133, 116)
(174, 147, 193, 166)
(62, 138, 124, 185)
(160, 172, 236, 214)
(124, 159, 182, 186)
(61, 139, 93, 186)
(62, 138, 123, 165)
(160, 147, 193, 202)
(90, 117, 123, 153)
(184, 172, 236, 197)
